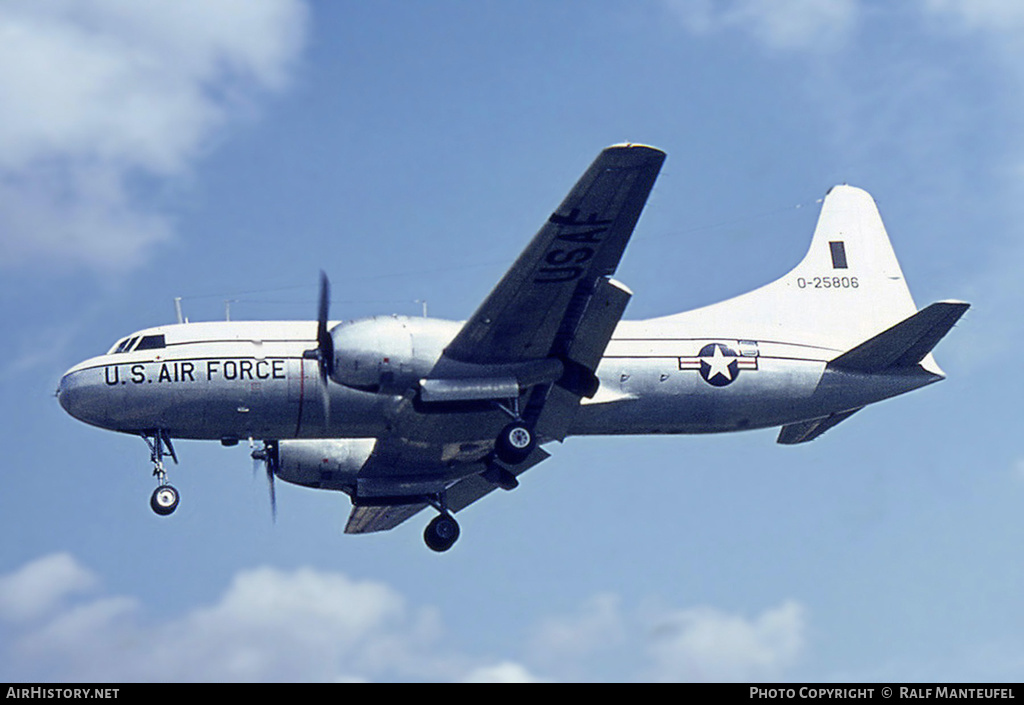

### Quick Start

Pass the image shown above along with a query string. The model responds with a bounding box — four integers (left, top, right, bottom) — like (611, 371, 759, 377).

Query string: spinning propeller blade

(317, 271, 334, 377)
(250, 440, 279, 521)
(316, 271, 333, 427)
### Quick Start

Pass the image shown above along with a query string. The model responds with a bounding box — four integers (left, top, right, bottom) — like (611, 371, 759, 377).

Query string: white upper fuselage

(56, 312, 938, 443)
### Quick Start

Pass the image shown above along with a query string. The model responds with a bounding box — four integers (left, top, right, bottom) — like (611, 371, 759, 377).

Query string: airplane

(57, 143, 969, 552)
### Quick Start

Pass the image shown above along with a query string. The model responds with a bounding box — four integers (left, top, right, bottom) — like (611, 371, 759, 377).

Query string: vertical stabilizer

(646, 185, 922, 353)
(786, 184, 919, 346)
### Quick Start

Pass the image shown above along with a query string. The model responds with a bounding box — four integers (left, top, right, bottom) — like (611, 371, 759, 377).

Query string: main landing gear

(421, 492, 461, 553)
(142, 430, 180, 516)
(417, 406, 536, 552)
(424, 513, 460, 553)
(492, 392, 537, 466)
(495, 421, 535, 465)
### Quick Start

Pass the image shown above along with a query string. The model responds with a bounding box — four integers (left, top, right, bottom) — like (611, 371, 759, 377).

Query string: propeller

(251, 440, 279, 521)
(316, 271, 334, 426)
(304, 271, 335, 428)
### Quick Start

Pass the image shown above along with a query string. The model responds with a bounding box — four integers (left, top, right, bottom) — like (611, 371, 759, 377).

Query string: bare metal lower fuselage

(56, 315, 939, 443)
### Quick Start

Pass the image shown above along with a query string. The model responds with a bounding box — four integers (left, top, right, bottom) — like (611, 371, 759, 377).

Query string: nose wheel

(142, 430, 181, 517)
(150, 484, 180, 515)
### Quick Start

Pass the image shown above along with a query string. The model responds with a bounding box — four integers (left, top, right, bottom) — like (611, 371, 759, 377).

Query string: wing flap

(345, 502, 429, 534)
(532, 276, 633, 441)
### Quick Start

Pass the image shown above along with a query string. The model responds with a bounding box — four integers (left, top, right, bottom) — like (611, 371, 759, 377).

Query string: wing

(344, 145, 665, 533)
(439, 143, 665, 367)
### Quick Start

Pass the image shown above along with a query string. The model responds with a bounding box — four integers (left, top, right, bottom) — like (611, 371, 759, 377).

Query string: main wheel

(495, 422, 535, 465)
(423, 513, 460, 552)
(150, 484, 180, 516)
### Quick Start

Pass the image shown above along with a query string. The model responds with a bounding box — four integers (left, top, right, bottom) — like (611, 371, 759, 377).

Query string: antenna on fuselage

(174, 297, 188, 324)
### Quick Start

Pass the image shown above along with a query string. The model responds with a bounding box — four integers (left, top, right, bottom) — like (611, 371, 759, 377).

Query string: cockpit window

(108, 334, 167, 354)
(110, 336, 138, 354)
(135, 334, 166, 351)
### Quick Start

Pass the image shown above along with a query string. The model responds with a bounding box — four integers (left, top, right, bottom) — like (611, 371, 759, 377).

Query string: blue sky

(0, 0, 1021, 682)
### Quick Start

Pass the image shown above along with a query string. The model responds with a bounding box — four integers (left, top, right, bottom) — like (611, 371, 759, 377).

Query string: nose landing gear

(142, 430, 180, 517)
(150, 484, 180, 515)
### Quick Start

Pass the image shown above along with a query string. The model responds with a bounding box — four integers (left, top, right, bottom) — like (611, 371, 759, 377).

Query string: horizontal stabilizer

(777, 407, 862, 445)
(827, 301, 969, 373)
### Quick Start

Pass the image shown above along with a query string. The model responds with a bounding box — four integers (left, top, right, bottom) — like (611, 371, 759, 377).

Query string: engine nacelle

(329, 316, 460, 393)
(274, 438, 377, 492)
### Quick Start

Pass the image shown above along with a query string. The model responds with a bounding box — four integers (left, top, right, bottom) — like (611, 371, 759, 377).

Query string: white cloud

(0, 553, 97, 623)
(524, 593, 806, 682)
(923, 0, 1024, 34)
(1, 556, 450, 682)
(461, 662, 548, 683)
(665, 0, 858, 52)
(1013, 458, 1024, 482)
(0, 0, 307, 272)
(527, 593, 626, 674)
(643, 600, 806, 682)
(0, 554, 806, 682)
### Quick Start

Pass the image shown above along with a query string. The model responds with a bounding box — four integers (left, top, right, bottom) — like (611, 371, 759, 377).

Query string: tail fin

(652, 185, 928, 353)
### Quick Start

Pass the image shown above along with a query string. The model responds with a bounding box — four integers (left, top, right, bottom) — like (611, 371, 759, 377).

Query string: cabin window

(135, 334, 166, 351)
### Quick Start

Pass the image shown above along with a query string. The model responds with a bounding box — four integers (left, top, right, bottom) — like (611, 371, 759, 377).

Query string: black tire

(495, 422, 535, 465)
(423, 514, 460, 552)
(150, 485, 180, 516)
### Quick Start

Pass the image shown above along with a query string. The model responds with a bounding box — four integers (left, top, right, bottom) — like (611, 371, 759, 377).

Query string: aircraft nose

(57, 368, 84, 418)
(57, 365, 110, 428)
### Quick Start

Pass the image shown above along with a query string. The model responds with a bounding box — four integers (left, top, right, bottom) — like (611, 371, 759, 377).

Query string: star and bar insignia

(678, 342, 758, 387)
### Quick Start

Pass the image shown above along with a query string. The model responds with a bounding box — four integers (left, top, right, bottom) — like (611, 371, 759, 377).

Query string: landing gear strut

(142, 430, 180, 517)
(423, 492, 460, 552)
(492, 393, 536, 466)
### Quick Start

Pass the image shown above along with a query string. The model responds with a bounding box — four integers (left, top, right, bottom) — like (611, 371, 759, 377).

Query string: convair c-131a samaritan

(57, 144, 969, 552)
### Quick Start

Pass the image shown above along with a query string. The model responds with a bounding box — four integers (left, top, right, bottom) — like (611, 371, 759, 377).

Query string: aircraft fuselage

(57, 316, 939, 443)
